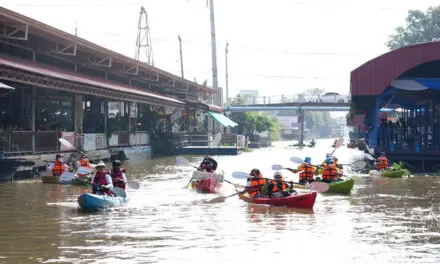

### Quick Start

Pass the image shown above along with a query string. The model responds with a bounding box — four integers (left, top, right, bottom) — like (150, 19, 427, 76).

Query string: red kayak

(239, 191, 317, 209)
(193, 178, 222, 193)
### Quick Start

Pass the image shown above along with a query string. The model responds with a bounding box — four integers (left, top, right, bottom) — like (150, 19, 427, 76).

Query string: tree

(387, 6, 440, 50)
(304, 88, 325, 98)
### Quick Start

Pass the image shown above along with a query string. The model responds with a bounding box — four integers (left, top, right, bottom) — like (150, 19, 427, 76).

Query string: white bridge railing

(229, 94, 350, 105)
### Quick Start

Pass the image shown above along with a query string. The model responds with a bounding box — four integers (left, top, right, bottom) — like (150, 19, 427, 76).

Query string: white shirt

(47, 162, 69, 171)
(119, 172, 128, 183)
(91, 173, 114, 188)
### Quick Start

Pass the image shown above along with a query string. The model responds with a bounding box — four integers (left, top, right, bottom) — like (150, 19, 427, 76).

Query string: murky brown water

(1, 139, 440, 264)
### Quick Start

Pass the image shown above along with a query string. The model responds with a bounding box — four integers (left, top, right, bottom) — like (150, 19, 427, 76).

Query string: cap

(305, 157, 312, 163)
(56, 153, 64, 158)
(274, 171, 283, 178)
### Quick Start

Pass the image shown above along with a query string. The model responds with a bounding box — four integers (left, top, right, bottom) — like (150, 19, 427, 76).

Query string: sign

(60, 132, 75, 151)
(276, 116, 299, 129)
(83, 133, 96, 151)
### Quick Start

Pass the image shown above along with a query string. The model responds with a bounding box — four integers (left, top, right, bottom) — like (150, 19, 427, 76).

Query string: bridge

(225, 94, 350, 112)
(224, 94, 351, 145)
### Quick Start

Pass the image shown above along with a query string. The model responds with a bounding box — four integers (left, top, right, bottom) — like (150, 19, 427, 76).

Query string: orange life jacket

(322, 164, 338, 181)
(299, 163, 314, 181)
(272, 178, 287, 193)
(80, 160, 91, 168)
(110, 168, 126, 190)
(52, 160, 65, 176)
(248, 174, 265, 197)
(375, 157, 388, 170)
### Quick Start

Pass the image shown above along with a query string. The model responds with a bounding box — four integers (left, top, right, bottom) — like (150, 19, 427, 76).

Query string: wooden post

(31, 86, 36, 153)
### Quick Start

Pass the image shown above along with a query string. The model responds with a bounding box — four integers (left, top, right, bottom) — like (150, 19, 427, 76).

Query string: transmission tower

(135, 6, 154, 65)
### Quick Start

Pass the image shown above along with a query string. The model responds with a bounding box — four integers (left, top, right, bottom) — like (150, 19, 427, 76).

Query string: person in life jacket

(198, 156, 217, 172)
(245, 169, 266, 198)
(297, 157, 316, 184)
(47, 154, 69, 176)
(91, 161, 114, 196)
(110, 160, 127, 190)
(333, 156, 343, 173)
(321, 158, 341, 183)
(267, 171, 290, 198)
(375, 152, 389, 171)
(75, 154, 92, 178)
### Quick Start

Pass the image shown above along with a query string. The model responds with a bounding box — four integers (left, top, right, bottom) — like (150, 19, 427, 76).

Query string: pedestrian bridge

(225, 95, 350, 112)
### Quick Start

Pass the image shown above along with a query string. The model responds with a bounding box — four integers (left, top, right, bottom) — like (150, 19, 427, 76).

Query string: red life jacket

(92, 171, 112, 195)
(110, 168, 126, 190)
(52, 160, 65, 176)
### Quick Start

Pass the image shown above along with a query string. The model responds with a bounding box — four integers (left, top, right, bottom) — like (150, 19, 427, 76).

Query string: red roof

(0, 55, 184, 105)
(351, 42, 440, 96)
(207, 104, 223, 113)
(0, 6, 213, 94)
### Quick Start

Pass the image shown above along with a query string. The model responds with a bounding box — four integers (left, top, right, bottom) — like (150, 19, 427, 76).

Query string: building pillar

(298, 107, 304, 145)
(74, 94, 83, 134)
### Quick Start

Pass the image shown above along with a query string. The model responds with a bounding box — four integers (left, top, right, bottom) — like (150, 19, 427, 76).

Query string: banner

(83, 133, 96, 151)
(60, 132, 75, 151)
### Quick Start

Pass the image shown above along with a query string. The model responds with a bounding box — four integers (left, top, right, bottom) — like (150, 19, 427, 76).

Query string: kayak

(72, 176, 92, 186)
(238, 192, 317, 209)
(77, 193, 128, 212)
(369, 169, 410, 178)
(192, 178, 222, 193)
(327, 179, 355, 194)
(41, 175, 59, 184)
(189, 171, 224, 194)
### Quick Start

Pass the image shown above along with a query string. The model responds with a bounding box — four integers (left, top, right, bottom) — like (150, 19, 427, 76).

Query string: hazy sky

(2, 0, 440, 98)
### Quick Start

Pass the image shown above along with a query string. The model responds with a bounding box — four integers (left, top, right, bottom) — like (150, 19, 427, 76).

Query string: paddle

(289, 157, 367, 170)
(76, 178, 127, 198)
(59, 138, 86, 155)
(206, 184, 264, 203)
(231, 171, 329, 192)
(176, 156, 203, 188)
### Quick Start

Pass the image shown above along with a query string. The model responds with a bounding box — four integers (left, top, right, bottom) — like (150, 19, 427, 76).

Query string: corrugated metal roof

(351, 42, 440, 96)
(0, 55, 184, 105)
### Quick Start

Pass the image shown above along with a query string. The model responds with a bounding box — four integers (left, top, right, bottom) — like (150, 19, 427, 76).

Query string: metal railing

(230, 94, 351, 106)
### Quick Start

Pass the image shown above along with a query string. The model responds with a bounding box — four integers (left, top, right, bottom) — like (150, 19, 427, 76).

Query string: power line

(5, 1, 143, 7)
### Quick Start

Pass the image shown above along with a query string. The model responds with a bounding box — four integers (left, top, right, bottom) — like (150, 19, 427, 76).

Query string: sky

(1, 0, 440, 99)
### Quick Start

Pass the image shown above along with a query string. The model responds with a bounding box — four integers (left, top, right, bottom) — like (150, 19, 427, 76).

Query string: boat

(190, 171, 224, 194)
(72, 176, 92, 186)
(238, 192, 317, 209)
(369, 169, 409, 178)
(192, 178, 222, 193)
(327, 179, 355, 194)
(77, 193, 128, 212)
(41, 175, 59, 184)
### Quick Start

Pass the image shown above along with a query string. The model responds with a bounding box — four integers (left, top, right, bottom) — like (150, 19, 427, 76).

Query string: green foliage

(231, 112, 281, 141)
(0, 131, 8, 151)
(387, 6, 440, 50)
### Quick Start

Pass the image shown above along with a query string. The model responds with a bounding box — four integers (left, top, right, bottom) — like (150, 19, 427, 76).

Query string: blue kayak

(78, 193, 128, 212)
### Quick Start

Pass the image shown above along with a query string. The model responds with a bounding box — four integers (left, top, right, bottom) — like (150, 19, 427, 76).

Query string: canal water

(1, 139, 440, 264)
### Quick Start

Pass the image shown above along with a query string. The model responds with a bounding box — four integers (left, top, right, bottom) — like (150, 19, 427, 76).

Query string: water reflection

(1, 139, 440, 263)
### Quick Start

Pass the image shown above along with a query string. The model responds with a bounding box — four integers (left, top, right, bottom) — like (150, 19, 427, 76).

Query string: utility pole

(208, 0, 218, 105)
(225, 42, 229, 105)
(178, 35, 184, 78)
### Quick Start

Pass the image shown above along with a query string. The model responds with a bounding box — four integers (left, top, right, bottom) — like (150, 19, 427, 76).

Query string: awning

(0, 81, 15, 98)
(208, 111, 238, 127)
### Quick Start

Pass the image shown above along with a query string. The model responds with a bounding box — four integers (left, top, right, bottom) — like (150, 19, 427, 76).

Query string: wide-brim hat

(95, 161, 106, 167)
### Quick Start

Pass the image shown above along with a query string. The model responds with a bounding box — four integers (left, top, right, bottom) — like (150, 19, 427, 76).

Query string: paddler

(321, 158, 342, 183)
(75, 154, 92, 178)
(198, 156, 217, 173)
(267, 171, 290, 198)
(91, 161, 114, 196)
(374, 152, 389, 171)
(110, 160, 127, 191)
(245, 169, 266, 198)
(47, 154, 69, 176)
(297, 157, 316, 184)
